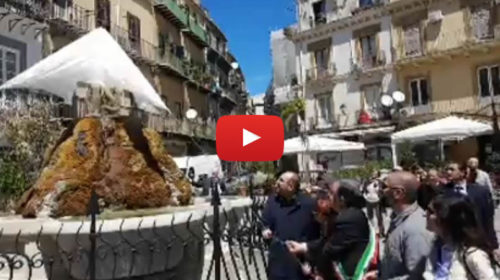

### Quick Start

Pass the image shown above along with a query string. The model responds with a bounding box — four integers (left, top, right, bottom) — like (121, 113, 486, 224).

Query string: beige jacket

(423, 247, 498, 280)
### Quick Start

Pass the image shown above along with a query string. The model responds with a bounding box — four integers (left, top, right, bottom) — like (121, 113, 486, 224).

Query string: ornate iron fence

(0, 189, 269, 280)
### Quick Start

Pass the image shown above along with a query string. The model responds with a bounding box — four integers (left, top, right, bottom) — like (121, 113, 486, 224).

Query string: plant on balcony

(281, 98, 305, 130)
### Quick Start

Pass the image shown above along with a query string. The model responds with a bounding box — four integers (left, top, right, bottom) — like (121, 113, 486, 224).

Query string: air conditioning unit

(428, 10, 443, 24)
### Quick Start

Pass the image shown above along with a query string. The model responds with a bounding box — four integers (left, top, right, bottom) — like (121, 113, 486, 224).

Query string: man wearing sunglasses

(374, 171, 433, 280)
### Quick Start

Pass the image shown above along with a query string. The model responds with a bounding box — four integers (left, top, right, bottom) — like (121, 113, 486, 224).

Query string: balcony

(221, 87, 239, 104)
(110, 25, 157, 64)
(274, 85, 300, 105)
(308, 112, 337, 132)
(0, 0, 50, 21)
(185, 16, 208, 46)
(154, 0, 188, 27)
(50, 3, 93, 33)
(306, 64, 336, 82)
(163, 116, 215, 140)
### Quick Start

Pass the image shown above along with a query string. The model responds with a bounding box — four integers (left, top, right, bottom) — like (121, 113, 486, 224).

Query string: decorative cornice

(291, 0, 431, 42)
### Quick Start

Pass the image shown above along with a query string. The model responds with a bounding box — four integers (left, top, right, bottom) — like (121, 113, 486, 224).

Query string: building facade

(392, 0, 500, 164)
(0, 0, 248, 156)
(276, 0, 500, 171)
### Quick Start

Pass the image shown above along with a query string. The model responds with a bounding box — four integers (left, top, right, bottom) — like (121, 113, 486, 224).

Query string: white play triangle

(243, 129, 261, 147)
(0, 28, 169, 114)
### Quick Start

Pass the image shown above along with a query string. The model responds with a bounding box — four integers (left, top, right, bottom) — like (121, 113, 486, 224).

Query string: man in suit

(442, 162, 498, 250)
(262, 171, 320, 280)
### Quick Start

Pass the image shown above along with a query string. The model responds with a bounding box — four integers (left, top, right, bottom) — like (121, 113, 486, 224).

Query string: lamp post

(381, 91, 406, 167)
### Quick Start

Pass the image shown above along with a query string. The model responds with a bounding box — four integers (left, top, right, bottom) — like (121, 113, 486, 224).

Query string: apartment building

(0, 0, 247, 156)
(392, 0, 500, 163)
(283, 0, 398, 171)
(278, 0, 500, 170)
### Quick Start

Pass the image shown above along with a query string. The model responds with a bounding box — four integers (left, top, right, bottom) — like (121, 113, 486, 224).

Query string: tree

(0, 101, 63, 210)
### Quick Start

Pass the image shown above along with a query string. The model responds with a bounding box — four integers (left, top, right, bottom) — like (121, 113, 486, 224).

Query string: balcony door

(316, 93, 332, 128)
(95, 0, 110, 31)
(127, 13, 141, 53)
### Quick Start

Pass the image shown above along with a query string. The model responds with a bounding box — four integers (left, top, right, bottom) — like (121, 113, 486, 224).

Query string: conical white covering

(0, 28, 168, 113)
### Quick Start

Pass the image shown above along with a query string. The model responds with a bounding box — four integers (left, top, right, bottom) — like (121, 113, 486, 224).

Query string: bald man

(376, 172, 433, 280)
(262, 171, 320, 280)
(467, 157, 493, 194)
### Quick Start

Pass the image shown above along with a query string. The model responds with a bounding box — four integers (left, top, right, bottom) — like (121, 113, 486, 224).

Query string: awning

(391, 116, 493, 144)
(0, 28, 169, 114)
(283, 135, 365, 155)
(322, 126, 395, 138)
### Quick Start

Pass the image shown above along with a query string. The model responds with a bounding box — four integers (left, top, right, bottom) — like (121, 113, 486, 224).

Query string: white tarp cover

(0, 28, 168, 113)
(173, 155, 223, 182)
(283, 135, 365, 155)
(391, 116, 493, 144)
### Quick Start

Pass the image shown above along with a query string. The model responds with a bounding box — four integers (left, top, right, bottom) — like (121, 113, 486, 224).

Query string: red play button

(216, 115, 284, 162)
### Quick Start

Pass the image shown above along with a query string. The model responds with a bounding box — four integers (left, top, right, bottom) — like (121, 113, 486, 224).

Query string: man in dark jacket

(442, 162, 498, 249)
(262, 171, 320, 280)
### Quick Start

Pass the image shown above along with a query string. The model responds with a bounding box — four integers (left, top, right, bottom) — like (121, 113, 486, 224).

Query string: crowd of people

(261, 157, 500, 280)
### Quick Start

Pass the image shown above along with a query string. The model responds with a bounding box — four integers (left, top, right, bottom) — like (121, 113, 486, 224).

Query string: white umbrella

(0, 28, 169, 114)
(283, 135, 365, 155)
(391, 116, 493, 143)
(390, 116, 493, 166)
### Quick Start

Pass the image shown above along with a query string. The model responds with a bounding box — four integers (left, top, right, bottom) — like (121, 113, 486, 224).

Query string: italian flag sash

(334, 224, 378, 280)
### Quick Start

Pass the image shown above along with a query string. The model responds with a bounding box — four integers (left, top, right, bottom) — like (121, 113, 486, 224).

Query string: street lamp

(185, 108, 198, 120)
(381, 90, 406, 119)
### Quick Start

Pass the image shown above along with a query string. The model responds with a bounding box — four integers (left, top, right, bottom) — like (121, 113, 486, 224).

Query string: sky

(203, 0, 296, 96)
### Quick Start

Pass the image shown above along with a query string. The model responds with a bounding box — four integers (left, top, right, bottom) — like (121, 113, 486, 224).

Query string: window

(359, 0, 374, 8)
(478, 65, 500, 98)
(403, 23, 422, 57)
(127, 13, 141, 53)
(95, 0, 110, 31)
(174, 102, 183, 119)
(0, 45, 20, 86)
(0, 46, 20, 106)
(362, 84, 382, 111)
(471, 4, 493, 40)
(312, 0, 326, 25)
(316, 94, 332, 125)
(314, 47, 330, 71)
(360, 34, 377, 68)
(409, 78, 429, 106)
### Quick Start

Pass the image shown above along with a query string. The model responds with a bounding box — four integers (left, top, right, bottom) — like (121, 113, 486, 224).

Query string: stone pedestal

(0, 197, 251, 280)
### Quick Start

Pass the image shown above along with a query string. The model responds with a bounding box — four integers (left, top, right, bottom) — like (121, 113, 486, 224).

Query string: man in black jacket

(262, 171, 320, 280)
(442, 162, 498, 250)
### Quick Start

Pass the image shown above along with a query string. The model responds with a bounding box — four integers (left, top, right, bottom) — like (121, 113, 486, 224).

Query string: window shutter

(355, 38, 362, 64)
(404, 24, 422, 57)
(375, 32, 382, 65)
(471, 5, 492, 40)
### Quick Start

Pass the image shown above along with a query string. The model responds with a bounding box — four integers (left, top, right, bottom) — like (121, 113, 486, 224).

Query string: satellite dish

(231, 62, 239, 69)
(392, 91, 406, 103)
(185, 108, 198, 120)
(380, 95, 394, 107)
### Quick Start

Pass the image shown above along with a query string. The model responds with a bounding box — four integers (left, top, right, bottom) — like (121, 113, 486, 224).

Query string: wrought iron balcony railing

(306, 63, 336, 82)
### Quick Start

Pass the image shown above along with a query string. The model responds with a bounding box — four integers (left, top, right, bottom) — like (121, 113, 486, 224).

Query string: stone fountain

(0, 82, 252, 280)
(0, 29, 254, 280)
(16, 82, 193, 218)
